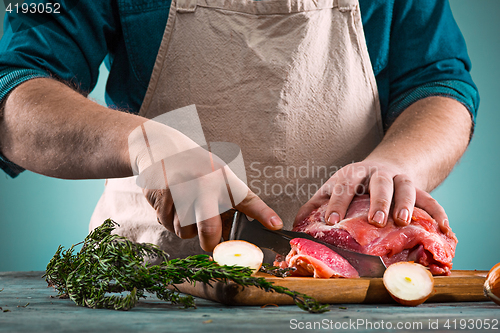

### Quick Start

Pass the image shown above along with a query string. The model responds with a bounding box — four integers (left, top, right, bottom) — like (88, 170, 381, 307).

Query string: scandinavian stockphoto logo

(128, 105, 248, 227)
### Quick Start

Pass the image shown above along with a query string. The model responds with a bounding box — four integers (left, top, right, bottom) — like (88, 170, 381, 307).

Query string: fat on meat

(278, 238, 359, 278)
(293, 195, 458, 275)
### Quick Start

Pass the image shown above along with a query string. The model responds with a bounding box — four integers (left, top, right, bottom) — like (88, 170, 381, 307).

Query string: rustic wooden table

(1, 271, 499, 333)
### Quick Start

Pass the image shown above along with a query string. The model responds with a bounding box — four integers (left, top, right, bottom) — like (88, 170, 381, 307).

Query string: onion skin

(484, 262, 500, 306)
(383, 262, 435, 307)
(388, 288, 432, 307)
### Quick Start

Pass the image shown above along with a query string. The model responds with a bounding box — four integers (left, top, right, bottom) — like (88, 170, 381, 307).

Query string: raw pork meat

(293, 195, 458, 275)
(277, 238, 359, 278)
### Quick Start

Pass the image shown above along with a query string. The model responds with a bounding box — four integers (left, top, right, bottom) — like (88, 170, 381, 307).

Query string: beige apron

(90, 0, 383, 258)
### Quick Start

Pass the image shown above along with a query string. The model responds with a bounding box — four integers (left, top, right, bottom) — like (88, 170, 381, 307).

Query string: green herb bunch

(44, 219, 328, 313)
(260, 263, 297, 278)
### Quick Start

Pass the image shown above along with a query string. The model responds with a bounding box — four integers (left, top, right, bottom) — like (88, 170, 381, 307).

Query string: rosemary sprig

(259, 263, 296, 277)
(44, 219, 329, 313)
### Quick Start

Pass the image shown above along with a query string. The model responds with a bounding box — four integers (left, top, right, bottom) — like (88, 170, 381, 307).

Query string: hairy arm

(0, 78, 282, 251)
(296, 96, 472, 234)
(368, 96, 471, 192)
(0, 78, 140, 179)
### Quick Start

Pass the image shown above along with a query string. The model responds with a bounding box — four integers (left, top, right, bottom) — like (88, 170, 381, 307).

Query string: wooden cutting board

(174, 270, 489, 305)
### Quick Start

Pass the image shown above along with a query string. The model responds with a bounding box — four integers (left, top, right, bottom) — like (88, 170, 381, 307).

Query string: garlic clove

(484, 262, 500, 306)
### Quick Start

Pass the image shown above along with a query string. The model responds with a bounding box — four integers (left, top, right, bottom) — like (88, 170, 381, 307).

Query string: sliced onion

(383, 262, 435, 306)
(213, 240, 264, 272)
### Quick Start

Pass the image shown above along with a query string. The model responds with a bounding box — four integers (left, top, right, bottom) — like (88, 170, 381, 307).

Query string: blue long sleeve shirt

(0, 0, 479, 177)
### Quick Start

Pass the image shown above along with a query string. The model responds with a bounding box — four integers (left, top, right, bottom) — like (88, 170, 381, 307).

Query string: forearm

(0, 78, 144, 179)
(365, 96, 472, 192)
(297, 96, 472, 230)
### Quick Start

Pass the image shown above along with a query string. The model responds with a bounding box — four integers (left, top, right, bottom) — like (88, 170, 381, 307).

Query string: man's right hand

(129, 119, 283, 252)
(145, 185, 283, 252)
(0, 78, 282, 252)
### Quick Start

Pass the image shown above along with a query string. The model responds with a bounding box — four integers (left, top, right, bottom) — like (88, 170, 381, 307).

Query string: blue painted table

(1, 271, 499, 333)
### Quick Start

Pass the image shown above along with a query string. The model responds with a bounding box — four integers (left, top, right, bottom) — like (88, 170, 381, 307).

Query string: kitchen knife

(229, 211, 387, 278)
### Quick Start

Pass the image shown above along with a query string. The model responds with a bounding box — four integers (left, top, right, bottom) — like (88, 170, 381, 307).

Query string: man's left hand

(294, 159, 451, 236)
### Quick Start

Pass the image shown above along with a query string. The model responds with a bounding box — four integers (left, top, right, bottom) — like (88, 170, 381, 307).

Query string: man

(0, 0, 477, 257)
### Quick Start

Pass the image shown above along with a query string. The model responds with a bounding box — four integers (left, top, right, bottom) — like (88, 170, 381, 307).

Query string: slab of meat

(277, 238, 359, 278)
(293, 195, 458, 276)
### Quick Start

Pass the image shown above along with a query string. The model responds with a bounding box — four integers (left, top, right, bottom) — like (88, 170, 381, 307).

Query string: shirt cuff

(386, 80, 480, 131)
(0, 150, 24, 178)
(0, 68, 51, 178)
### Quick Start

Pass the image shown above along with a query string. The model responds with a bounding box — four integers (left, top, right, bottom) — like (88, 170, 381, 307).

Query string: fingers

(440, 219, 453, 238)
(392, 175, 415, 227)
(196, 214, 223, 252)
(415, 189, 452, 237)
(196, 188, 282, 251)
(145, 188, 199, 239)
(173, 212, 198, 239)
(324, 168, 368, 225)
(294, 184, 330, 226)
(324, 179, 357, 225)
(367, 171, 394, 227)
(145, 188, 176, 232)
(235, 189, 283, 230)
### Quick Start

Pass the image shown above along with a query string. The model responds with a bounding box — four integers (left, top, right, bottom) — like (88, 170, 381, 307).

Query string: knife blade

(229, 211, 386, 277)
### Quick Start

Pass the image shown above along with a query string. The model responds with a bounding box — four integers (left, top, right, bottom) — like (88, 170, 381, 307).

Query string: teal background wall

(0, 0, 499, 272)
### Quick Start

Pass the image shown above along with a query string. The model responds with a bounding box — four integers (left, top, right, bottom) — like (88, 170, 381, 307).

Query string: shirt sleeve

(385, 0, 479, 129)
(0, 0, 119, 177)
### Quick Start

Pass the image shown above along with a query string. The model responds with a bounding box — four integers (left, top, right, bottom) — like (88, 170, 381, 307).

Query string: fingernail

(372, 210, 385, 226)
(398, 208, 409, 224)
(270, 216, 283, 228)
(327, 212, 340, 225)
(442, 219, 450, 233)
